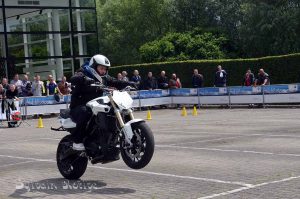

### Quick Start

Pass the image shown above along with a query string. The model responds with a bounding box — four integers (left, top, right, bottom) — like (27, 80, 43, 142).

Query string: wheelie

(52, 54, 155, 180)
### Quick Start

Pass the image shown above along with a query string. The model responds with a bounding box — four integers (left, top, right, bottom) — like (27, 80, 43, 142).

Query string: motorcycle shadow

(9, 178, 136, 198)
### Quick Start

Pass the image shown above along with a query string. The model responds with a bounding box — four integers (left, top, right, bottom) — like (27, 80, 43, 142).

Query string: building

(0, 0, 98, 80)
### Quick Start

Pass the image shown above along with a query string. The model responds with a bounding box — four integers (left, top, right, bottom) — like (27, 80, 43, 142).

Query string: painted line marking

(198, 175, 300, 199)
(89, 165, 253, 187)
(0, 138, 61, 145)
(0, 161, 36, 168)
(157, 145, 300, 157)
(169, 135, 249, 145)
(168, 133, 300, 146)
(0, 154, 54, 162)
(0, 154, 251, 187)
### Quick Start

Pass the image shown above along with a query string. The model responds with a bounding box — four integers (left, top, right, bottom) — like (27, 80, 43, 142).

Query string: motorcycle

(51, 85, 155, 180)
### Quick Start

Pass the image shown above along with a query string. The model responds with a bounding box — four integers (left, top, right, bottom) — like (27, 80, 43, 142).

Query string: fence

(2, 83, 299, 118)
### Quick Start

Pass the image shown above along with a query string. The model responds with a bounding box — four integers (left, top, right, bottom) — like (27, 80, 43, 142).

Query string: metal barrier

(17, 83, 300, 116)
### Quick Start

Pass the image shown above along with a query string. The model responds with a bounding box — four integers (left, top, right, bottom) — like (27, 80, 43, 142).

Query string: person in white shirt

(31, 75, 45, 96)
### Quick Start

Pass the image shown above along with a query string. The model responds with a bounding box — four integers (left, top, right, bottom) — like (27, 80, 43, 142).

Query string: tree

(97, 0, 173, 65)
(238, 0, 300, 57)
(139, 31, 227, 62)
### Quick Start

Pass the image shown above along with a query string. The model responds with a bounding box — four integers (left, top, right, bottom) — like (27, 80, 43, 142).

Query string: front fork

(108, 95, 135, 146)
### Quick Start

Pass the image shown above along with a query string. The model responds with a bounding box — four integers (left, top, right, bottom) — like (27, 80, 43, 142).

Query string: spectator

(192, 69, 204, 88)
(143, 72, 158, 90)
(131, 70, 142, 89)
(242, 69, 255, 86)
(46, 76, 58, 95)
(57, 76, 71, 95)
(10, 74, 22, 95)
(157, 71, 169, 89)
(214, 65, 227, 87)
(0, 84, 6, 99)
(0, 84, 6, 114)
(6, 84, 18, 100)
(31, 75, 45, 96)
(169, 73, 182, 89)
(255, 68, 270, 86)
(117, 73, 123, 80)
(2, 78, 9, 90)
(20, 74, 32, 97)
(121, 71, 129, 82)
(47, 74, 56, 84)
(5, 84, 19, 118)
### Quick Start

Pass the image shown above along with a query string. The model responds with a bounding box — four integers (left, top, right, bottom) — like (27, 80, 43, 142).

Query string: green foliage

(110, 53, 300, 87)
(97, 0, 173, 65)
(96, 0, 300, 64)
(139, 31, 227, 62)
(238, 1, 300, 57)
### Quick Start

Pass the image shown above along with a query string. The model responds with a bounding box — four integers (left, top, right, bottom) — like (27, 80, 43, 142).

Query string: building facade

(0, 0, 98, 80)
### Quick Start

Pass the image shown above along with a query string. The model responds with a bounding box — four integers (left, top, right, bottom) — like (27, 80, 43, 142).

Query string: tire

(121, 122, 155, 169)
(56, 135, 88, 180)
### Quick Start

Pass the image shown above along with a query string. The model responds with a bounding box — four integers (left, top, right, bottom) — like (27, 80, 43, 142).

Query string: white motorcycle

(52, 85, 155, 180)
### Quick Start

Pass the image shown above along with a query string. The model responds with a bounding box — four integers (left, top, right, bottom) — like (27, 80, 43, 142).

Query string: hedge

(109, 53, 300, 87)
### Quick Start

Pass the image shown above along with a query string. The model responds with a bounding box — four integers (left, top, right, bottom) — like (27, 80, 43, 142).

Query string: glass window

(59, 10, 70, 32)
(0, 9, 3, 32)
(61, 35, 72, 56)
(4, 0, 68, 7)
(13, 58, 27, 75)
(83, 34, 98, 55)
(71, 0, 95, 7)
(9, 46, 25, 57)
(7, 34, 23, 46)
(29, 42, 48, 57)
(26, 13, 49, 32)
(0, 35, 5, 57)
(5, 9, 49, 33)
(62, 59, 73, 77)
(72, 9, 96, 32)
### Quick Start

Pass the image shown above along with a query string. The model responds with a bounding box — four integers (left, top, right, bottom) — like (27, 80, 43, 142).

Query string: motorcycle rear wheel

(56, 135, 88, 180)
(121, 121, 155, 169)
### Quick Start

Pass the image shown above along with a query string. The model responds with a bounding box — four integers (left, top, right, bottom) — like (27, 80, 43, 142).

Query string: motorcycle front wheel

(56, 135, 88, 180)
(121, 121, 155, 169)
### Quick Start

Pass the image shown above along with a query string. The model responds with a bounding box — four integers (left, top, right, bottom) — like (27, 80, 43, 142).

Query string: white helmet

(85, 54, 111, 83)
(89, 54, 110, 69)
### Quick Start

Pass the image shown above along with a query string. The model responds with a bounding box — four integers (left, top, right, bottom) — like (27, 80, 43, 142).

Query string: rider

(70, 54, 136, 151)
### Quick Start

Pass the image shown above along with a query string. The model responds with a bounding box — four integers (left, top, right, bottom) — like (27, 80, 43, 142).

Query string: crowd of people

(114, 65, 270, 90)
(0, 65, 271, 100)
(0, 74, 71, 99)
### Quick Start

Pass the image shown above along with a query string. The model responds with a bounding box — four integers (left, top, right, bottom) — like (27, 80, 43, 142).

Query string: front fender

(122, 119, 145, 145)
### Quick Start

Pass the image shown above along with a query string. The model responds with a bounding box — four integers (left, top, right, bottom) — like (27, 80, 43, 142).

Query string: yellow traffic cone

(181, 106, 187, 117)
(146, 109, 152, 120)
(37, 116, 44, 128)
(192, 106, 198, 116)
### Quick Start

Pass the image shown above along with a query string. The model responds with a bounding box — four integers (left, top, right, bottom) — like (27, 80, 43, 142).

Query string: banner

(263, 84, 298, 94)
(229, 86, 262, 95)
(198, 87, 227, 96)
(22, 95, 69, 106)
(170, 88, 197, 96)
(138, 90, 164, 99)
(128, 91, 139, 99)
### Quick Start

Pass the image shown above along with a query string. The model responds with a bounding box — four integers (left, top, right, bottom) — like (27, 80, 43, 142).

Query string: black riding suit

(70, 69, 133, 143)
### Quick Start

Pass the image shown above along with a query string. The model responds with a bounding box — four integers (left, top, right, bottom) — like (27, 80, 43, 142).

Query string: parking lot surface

(0, 108, 300, 199)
